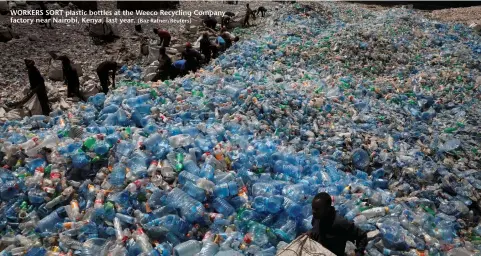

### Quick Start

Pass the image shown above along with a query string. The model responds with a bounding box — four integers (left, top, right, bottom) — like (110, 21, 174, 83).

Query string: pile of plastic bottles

(1, 2, 481, 255)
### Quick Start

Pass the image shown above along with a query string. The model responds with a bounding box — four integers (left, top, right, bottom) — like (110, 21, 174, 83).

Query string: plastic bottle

(173, 240, 202, 256)
(212, 197, 235, 217)
(36, 207, 66, 233)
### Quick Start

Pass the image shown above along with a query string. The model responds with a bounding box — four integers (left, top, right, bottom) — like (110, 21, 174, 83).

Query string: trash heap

(1, 2, 481, 256)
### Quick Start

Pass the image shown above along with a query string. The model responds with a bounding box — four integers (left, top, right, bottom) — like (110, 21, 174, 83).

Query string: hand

(355, 249, 365, 256)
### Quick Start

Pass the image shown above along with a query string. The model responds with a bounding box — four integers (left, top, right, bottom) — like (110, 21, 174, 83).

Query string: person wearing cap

(309, 192, 367, 256)
(96, 60, 122, 94)
(181, 42, 202, 74)
(6, 59, 51, 116)
(199, 32, 212, 63)
(153, 28, 171, 47)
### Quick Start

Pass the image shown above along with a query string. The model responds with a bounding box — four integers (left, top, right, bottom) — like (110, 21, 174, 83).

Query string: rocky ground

(0, 1, 280, 105)
(429, 6, 481, 25)
(0, 1, 480, 107)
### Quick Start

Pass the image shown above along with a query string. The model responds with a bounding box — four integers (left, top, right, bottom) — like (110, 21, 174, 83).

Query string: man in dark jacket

(153, 28, 171, 47)
(153, 47, 172, 82)
(7, 59, 51, 116)
(221, 12, 235, 28)
(309, 192, 367, 256)
(57, 56, 85, 101)
(199, 32, 212, 63)
(96, 60, 120, 94)
(181, 42, 202, 74)
(243, 3, 256, 27)
(38, 2, 52, 28)
(203, 16, 217, 30)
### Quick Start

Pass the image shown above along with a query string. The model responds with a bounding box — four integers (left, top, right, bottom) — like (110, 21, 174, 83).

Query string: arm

(8, 89, 37, 107)
(111, 71, 116, 89)
(345, 222, 368, 255)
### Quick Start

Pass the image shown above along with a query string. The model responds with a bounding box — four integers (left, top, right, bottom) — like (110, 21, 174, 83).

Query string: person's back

(203, 16, 217, 29)
(200, 36, 211, 52)
(216, 35, 225, 46)
(158, 49, 172, 71)
(97, 61, 118, 94)
(182, 43, 201, 72)
(221, 32, 232, 48)
(97, 61, 117, 74)
(58, 56, 82, 100)
(10, 59, 51, 115)
(171, 59, 186, 78)
(199, 33, 212, 62)
(310, 192, 367, 256)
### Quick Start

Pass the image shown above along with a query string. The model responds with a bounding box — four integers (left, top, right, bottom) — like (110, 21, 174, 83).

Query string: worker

(203, 16, 217, 30)
(221, 12, 235, 28)
(6, 59, 51, 116)
(182, 42, 202, 73)
(243, 3, 256, 27)
(219, 28, 232, 49)
(210, 43, 220, 59)
(171, 59, 186, 79)
(96, 60, 120, 94)
(216, 34, 226, 52)
(57, 56, 85, 101)
(153, 28, 171, 47)
(199, 32, 212, 63)
(257, 6, 267, 17)
(153, 47, 172, 82)
(225, 11, 236, 17)
(38, 1, 52, 28)
(309, 192, 367, 256)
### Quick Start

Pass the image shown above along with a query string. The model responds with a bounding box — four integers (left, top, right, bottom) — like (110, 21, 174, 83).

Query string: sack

(6, 109, 28, 120)
(0, 25, 14, 43)
(25, 94, 43, 116)
(89, 23, 118, 38)
(82, 81, 100, 99)
(147, 44, 160, 64)
(48, 61, 83, 81)
(276, 235, 336, 256)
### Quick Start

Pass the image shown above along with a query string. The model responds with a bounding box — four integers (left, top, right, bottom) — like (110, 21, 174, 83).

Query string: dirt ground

(0, 1, 280, 103)
(0, 1, 480, 105)
(429, 6, 481, 25)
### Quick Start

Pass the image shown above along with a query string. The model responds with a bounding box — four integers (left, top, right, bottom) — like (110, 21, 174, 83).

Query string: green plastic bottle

(83, 137, 96, 151)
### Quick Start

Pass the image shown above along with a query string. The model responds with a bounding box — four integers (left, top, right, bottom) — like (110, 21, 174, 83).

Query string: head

(159, 47, 166, 55)
(203, 32, 209, 39)
(185, 42, 192, 49)
(24, 59, 35, 68)
(246, 3, 249, 8)
(234, 36, 240, 42)
(153, 28, 158, 34)
(312, 192, 333, 220)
